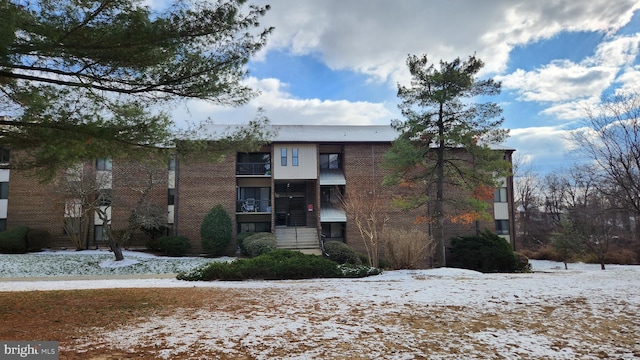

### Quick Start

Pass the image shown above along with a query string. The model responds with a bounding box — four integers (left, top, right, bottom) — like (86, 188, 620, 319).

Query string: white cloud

(170, 77, 397, 127)
(506, 126, 581, 173)
(256, 0, 639, 85)
(498, 33, 640, 120)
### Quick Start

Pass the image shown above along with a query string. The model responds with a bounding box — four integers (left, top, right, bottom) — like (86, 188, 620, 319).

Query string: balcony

(236, 198, 272, 213)
(236, 162, 271, 176)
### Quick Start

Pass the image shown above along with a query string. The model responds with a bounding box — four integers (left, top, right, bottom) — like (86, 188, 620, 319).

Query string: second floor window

(281, 148, 287, 166)
(494, 187, 507, 203)
(168, 189, 175, 205)
(292, 148, 299, 166)
(0, 182, 8, 199)
(0, 148, 10, 163)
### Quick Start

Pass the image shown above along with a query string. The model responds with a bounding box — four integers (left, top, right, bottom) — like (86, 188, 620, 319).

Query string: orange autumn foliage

(472, 185, 494, 201)
(414, 215, 431, 224)
(449, 212, 481, 224)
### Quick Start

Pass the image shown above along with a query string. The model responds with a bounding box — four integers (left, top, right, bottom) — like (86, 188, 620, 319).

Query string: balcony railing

(236, 199, 272, 213)
(236, 162, 271, 176)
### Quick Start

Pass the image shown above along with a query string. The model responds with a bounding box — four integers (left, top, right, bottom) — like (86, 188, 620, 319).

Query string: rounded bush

(26, 228, 51, 252)
(449, 230, 517, 273)
(159, 236, 191, 257)
(514, 252, 531, 272)
(243, 232, 276, 257)
(200, 204, 232, 256)
(0, 226, 29, 254)
(236, 232, 256, 255)
(324, 240, 360, 264)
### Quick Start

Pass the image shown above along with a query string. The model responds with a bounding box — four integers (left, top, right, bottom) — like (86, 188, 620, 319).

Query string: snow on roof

(204, 124, 515, 150)
(269, 125, 398, 142)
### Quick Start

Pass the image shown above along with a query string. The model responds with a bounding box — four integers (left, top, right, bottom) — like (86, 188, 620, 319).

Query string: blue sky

(172, 0, 640, 176)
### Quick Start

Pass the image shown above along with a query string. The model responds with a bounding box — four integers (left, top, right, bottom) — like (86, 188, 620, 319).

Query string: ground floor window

(238, 222, 271, 234)
(94, 225, 107, 242)
(322, 222, 345, 240)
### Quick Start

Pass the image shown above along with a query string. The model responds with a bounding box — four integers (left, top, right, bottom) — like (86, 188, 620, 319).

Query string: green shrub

(146, 236, 162, 252)
(338, 264, 383, 277)
(177, 250, 382, 281)
(25, 228, 51, 252)
(324, 240, 360, 264)
(236, 232, 256, 255)
(0, 226, 30, 254)
(243, 232, 276, 257)
(158, 236, 191, 257)
(514, 252, 531, 272)
(200, 205, 232, 256)
(449, 230, 517, 273)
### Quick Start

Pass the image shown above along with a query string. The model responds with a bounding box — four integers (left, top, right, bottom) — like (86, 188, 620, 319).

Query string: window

(321, 186, 343, 206)
(494, 187, 507, 203)
(168, 157, 176, 171)
(0, 219, 6, 232)
(320, 154, 340, 169)
(292, 148, 299, 166)
(238, 222, 270, 233)
(237, 187, 270, 212)
(0, 148, 9, 163)
(96, 190, 112, 206)
(96, 158, 112, 171)
(63, 217, 80, 235)
(280, 148, 287, 166)
(495, 220, 510, 235)
(94, 225, 106, 242)
(168, 189, 175, 206)
(0, 182, 8, 199)
(236, 153, 271, 175)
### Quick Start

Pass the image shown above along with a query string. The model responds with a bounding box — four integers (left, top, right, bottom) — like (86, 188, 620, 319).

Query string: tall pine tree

(0, 0, 273, 179)
(384, 54, 510, 266)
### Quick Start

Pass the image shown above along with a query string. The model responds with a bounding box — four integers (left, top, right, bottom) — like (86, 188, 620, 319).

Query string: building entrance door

(275, 182, 307, 227)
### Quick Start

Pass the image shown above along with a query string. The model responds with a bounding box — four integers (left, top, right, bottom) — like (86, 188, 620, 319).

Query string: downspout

(173, 157, 179, 237)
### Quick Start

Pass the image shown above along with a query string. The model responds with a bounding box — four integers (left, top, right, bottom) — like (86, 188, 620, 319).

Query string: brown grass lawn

(1, 286, 639, 359)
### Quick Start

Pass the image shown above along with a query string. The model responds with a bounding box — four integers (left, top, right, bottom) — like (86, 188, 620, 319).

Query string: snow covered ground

(1, 250, 639, 358)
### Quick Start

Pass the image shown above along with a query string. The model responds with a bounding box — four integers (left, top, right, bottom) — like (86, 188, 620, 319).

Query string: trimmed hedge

(243, 232, 276, 257)
(324, 240, 360, 264)
(0, 226, 30, 254)
(200, 205, 232, 256)
(449, 230, 517, 273)
(177, 250, 382, 281)
(158, 236, 191, 257)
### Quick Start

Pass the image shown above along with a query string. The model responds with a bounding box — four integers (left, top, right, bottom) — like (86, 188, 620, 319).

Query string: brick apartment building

(2, 125, 516, 257)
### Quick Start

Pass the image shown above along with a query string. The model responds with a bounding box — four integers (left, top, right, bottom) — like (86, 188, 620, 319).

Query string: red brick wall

(343, 143, 506, 265)
(175, 153, 237, 254)
(7, 158, 170, 250)
(110, 160, 168, 248)
(6, 170, 67, 247)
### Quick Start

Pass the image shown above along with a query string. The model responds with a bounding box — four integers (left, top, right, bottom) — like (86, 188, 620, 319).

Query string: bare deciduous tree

(572, 93, 640, 216)
(340, 189, 388, 268)
(56, 158, 168, 260)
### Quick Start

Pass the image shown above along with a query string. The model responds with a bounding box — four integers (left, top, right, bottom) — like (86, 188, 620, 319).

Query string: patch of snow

(1, 252, 639, 358)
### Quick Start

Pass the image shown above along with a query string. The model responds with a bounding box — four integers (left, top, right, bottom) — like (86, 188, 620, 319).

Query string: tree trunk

(436, 104, 446, 267)
(108, 241, 125, 261)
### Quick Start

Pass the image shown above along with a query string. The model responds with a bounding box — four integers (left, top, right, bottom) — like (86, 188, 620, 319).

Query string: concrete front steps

(275, 227, 322, 255)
